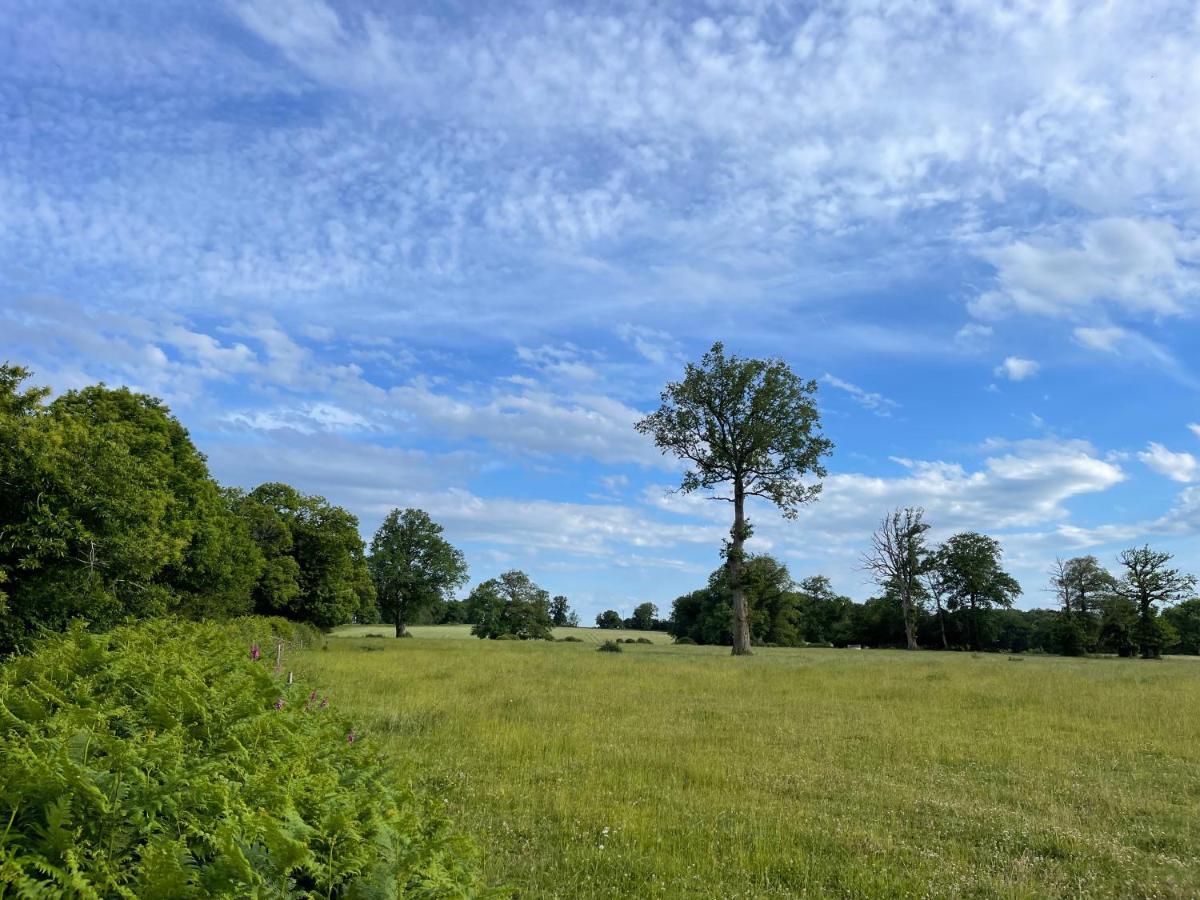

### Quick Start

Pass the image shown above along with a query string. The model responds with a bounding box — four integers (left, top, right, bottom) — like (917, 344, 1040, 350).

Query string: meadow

(298, 627, 1200, 898)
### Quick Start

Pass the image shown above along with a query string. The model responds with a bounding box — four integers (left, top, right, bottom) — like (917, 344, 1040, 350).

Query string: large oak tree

(636, 343, 832, 655)
(1117, 546, 1196, 659)
(368, 508, 467, 638)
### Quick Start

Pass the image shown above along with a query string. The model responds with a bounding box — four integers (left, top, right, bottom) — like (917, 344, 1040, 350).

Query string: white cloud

(649, 437, 1126, 538)
(971, 218, 1199, 320)
(1189, 423, 1200, 440)
(616, 324, 680, 366)
(1138, 442, 1200, 483)
(954, 323, 992, 352)
(994, 357, 1040, 381)
(226, 402, 371, 435)
(386, 380, 661, 466)
(516, 344, 599, 382)
(11, 0, 1200, 336)
(1073, 325, 1127, 352)
(1071, 324, 1197, 388)
(821, 373, 899, 416)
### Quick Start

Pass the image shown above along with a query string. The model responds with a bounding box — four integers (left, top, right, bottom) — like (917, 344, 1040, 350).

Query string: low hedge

(0, 617, 491, 897)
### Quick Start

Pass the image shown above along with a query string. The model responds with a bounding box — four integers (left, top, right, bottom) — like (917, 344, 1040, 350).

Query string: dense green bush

(597, 640, 622, 653)
(467, 571, 553, 641)
(0, 618, 489, 897)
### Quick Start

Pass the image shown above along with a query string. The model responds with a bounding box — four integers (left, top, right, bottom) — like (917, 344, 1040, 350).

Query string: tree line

(0, 363, 589, 651)
(0, 365, 380, 653)
(666, 528, 1200, 657)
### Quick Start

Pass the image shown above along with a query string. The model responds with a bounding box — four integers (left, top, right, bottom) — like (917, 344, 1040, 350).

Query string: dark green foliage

(625, 602, 658, 631)
(673, 636, 696, 645)
(636, 637, 653, 644)
(930, 533, 1021, 651)
(0, 369, 264, 653)
(368, 508, 468, 638)
(848, 592, 910, 648)
(233, 483, 376, 630)
(595, 609, 623, 629)
(468, 571, 553, 640)
(795, 576, 856, 645)
(557, 636, 583, 643)
(597, 640, 622, 653)
(1098, 594, 1139, 657)
(548, 595, 579, 628)
(0, 618, 487, 897)
(1165, 598, 1200, 654)
(669, 555, 806, 647)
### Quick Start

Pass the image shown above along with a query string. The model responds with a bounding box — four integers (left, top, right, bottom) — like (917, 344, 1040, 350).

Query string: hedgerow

(0, 617, 492, 898)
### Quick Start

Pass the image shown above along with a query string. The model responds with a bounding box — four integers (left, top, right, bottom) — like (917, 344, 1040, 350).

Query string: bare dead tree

(862, 507, 930, 650)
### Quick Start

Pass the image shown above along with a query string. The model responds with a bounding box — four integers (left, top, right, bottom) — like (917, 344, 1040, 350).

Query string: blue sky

(4, 0, 1200, 620)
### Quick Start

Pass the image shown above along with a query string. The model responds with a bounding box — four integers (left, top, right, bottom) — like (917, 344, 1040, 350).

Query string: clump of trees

(231, 483, 375, 629)
(550, 595, 580, 627)
(467, 570, 555, 640)
(595, 602, 665, 631)
(0, 365, 376, 653)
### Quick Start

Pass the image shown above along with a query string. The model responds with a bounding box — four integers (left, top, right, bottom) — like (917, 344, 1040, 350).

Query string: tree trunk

(935, 597, 948, 649)
(901, 589, 918, 651)
(1137, 602, 1157, 659)
(395, 608, 409, 638)
(969, 595, 981, 651)
(729, 483, 752, 656)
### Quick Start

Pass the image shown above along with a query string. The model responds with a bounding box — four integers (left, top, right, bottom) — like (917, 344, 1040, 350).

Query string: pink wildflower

(250, 643, 261, 661)
(274, 697, 285, 711)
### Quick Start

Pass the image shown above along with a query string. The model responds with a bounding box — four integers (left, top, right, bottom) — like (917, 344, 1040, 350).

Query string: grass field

(334, 623, 675, 643)
(298, 628, 1200, 898)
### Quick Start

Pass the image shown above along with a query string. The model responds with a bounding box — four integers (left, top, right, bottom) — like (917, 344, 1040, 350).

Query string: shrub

(558, 636, 583, 643)
(0, 618, 489, 897)
(674, 636, 697, 645)
(495, 633, 518, 641)
(635, 638, 653, 645)
(597, 640, 623, 653)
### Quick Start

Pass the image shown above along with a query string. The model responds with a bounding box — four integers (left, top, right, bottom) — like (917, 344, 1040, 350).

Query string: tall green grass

(299, 633, 1200, 898)
(334, 624, 674, 644)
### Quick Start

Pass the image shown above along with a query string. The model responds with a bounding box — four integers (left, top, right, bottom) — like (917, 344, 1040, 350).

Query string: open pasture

(334, 623, 676, 644)
(302, 633, 1200, 898)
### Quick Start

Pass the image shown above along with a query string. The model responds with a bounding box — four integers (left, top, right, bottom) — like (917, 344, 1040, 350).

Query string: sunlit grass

(332, 623, 675, 644)
(298, 635, 1200, 898)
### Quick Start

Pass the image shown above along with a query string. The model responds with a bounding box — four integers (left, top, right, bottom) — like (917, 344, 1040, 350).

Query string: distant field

(298, 637, 1200, 898)
(332, 623, 675, 644)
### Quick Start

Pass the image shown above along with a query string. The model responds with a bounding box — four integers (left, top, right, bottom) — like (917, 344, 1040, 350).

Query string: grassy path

(298, 632, 1200, 898)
